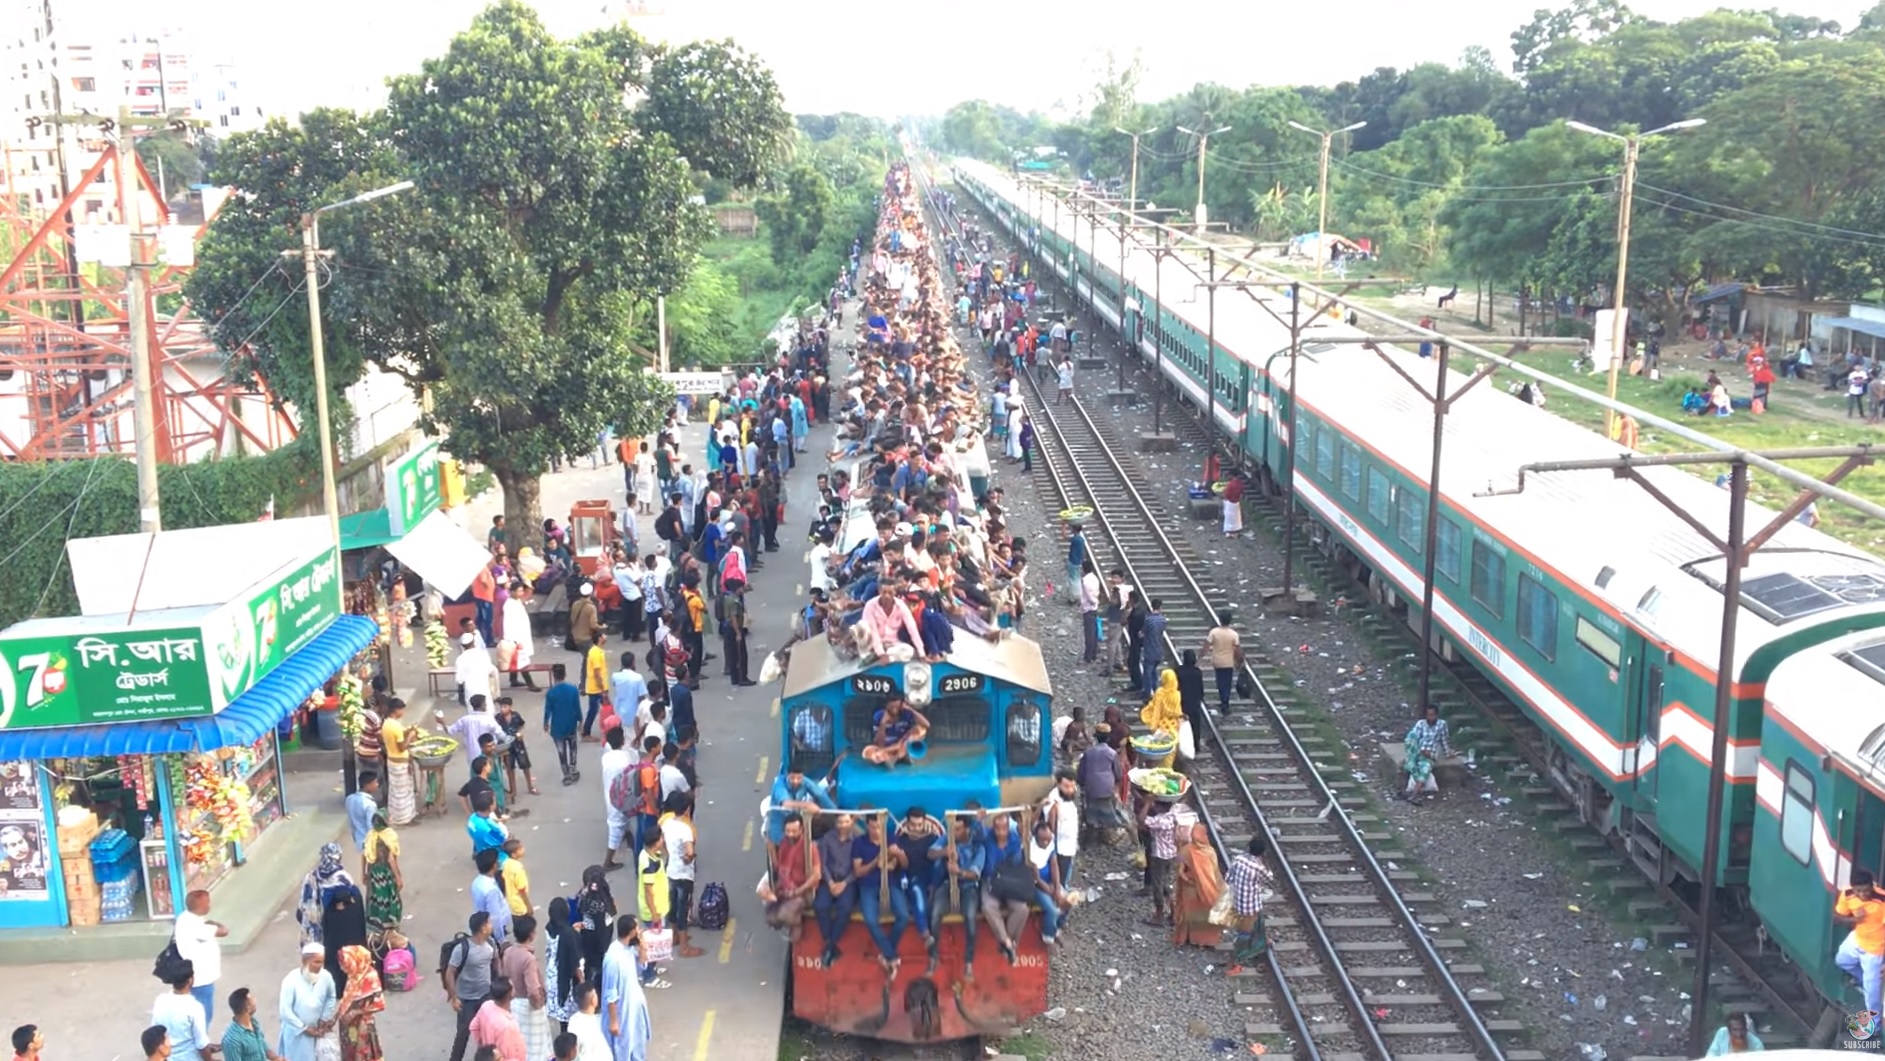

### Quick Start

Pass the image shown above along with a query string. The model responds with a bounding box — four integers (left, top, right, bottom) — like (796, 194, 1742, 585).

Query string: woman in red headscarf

(336, 945, 385, 1061)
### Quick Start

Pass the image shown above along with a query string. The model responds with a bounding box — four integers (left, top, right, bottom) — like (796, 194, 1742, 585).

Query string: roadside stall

(0, 517, 375, 930)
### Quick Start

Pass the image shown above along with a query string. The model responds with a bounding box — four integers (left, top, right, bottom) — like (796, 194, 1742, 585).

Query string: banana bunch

(337, 672, 367, 742)
(374, 602, 392, 651)
(210, 777, 254, 840)
(425, 620, 449, 669)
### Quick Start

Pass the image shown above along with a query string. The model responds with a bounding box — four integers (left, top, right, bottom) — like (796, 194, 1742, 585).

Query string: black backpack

(695, 881, 730, 930)
(153, 936, 187, 982)
(436, 932, 470, 977)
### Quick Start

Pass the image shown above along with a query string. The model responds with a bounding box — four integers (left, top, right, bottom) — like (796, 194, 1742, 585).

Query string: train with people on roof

(771, 634, 1059, 1043)
(952, 155, 1885, 1032)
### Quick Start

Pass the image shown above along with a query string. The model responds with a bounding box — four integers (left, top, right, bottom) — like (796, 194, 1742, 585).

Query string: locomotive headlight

(904, 662, 933, 707)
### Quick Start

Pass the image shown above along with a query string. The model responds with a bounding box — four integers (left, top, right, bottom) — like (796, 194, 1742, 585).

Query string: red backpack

(611, 760, 661, 817)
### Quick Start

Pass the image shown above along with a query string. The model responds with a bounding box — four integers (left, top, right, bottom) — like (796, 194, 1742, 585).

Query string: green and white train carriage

(949, 154, 1885, 1021)
(1760, 630, 1885, 1010)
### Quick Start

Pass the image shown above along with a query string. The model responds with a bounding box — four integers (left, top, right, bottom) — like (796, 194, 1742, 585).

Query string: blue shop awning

(339, 508, 397, 552)
(0, 614, 377, 760)
(1820, 317, 1885, 341)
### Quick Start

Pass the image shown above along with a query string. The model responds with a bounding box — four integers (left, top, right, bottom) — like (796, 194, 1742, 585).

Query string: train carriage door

(1625, 630, 1666, 804)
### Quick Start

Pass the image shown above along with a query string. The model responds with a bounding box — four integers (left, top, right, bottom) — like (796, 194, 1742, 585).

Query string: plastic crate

(89, 828, 134, 863)
(93, 852, 140, 885)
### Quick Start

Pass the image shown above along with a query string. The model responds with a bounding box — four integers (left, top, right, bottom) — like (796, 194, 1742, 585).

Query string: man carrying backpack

(608, 735, 664, 865)
(441, 911, 501, 1061)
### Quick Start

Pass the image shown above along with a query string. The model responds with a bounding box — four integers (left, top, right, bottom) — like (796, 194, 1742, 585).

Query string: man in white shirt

(660, 794, 706, 958)
(808, 534, 836, 594)
(453, 633, 499, 708)
(599, 726, 635, 872)
(658, 751, 691, 805)
(1079, 567, 1102, 664)
(171, 890, 228, 1032)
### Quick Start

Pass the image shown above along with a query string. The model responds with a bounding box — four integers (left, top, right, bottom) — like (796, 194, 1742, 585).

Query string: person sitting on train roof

(859, 580, 924, 662)
(862, 698, 930, 767)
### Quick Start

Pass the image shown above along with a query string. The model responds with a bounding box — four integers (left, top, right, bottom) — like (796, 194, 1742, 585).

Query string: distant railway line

(914, 163, 1536, 1061)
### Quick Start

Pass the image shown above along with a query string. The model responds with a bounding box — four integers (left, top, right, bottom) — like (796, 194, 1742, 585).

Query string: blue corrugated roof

(0, 614, 377, 760)
(1692, 282, 1744, 304)
(1820, 317, 1885, 341)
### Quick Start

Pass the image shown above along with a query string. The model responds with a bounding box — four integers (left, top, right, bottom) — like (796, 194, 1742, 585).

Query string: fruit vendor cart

(0, 518, 376, 937)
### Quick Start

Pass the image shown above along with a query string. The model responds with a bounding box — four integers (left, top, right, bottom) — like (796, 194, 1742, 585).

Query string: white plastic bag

(1177, 718, 1196, 762)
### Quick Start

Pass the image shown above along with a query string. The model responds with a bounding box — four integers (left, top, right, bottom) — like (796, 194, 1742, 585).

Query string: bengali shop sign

(386, 440, 443, 537)
(205, 547, 343, 705)
(0, 627, 215, 730)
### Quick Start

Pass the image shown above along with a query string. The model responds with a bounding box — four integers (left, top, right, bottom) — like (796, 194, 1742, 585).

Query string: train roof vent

(1846, 643, 1885, 687)
(1859, 721, 1885, 764)
(1808, 573, 1885, 607)
(1596, 566, 1617, 589)
(1636, 587, 1661, 616)
(1739, 572, 1844, 622)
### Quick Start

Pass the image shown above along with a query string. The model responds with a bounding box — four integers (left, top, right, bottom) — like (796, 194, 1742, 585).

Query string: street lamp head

(1139, 126, 1158, 136)
(1337, 120, 1367, 134)
(1564, 120, 1623, 141)
(1175, 125, 1196, 136)
(318, 179, 416, 216)
(1648, 118, 1707, 135)
(1286, 120, 1318, 136)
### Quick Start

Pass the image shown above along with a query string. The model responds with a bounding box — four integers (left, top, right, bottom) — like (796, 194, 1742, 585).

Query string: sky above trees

(89, 0, 1871, 119)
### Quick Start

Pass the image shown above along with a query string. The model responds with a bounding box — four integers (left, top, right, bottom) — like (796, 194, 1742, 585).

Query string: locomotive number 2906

(938, 673, 984, 694)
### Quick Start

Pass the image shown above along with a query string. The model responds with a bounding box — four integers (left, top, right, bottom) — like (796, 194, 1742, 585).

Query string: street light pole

(298, 179, 415, 550)
(115, 110, 161, 533)
(1287, 120, 1367, 284)
(1113, 125, 1157, 211)
(1566, 117, 1705, 440)
(1175, 121, 1230, 234)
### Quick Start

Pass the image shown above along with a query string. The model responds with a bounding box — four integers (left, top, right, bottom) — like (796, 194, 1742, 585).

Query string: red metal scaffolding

(0, 138, 296, 461)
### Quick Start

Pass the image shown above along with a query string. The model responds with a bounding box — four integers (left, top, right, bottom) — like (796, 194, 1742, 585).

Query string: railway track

(915, 164, 1534, 1061)
(920, 159, 1822, 1053)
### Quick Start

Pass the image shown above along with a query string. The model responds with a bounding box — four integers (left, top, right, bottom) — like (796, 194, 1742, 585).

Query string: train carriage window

(1315, 424, 1335, 478)
(1396, 490, 1426, 553)
(1517, 575, 1558, 660)
(1574, 617, 1622, 669)
(1436, 519, 1462, 582)
(1781, 762, 1815, 865)
(1366, 468, 1391, 524)
(1470, 542, 1506, 618)
(1340, 444, 1362, 501)
(1006, 699, 1044, 767)
(789, 704, 837, 778)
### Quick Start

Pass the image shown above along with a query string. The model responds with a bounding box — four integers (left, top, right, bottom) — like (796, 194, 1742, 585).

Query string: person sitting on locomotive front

(862, 698, 930, 766)
(766, 759, 837, 861)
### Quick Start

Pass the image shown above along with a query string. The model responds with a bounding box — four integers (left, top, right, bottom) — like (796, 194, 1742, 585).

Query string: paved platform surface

(4, 414, 823, 1061)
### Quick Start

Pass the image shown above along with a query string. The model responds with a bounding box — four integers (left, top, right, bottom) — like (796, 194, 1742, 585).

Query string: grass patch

(775, 1021, 820, 1061)
(997, 1031, 1054, 1060)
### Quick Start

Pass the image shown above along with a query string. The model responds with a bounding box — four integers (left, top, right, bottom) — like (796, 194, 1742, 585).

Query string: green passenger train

(953, 156, 1885, 1026)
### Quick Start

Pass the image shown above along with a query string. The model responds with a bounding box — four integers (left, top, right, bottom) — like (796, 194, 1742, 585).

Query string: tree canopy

(934, 3, 1885, 322)
(185, 1, 791, 532)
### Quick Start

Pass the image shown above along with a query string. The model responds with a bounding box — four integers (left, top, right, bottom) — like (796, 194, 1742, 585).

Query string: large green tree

(187, 2, 791, 535)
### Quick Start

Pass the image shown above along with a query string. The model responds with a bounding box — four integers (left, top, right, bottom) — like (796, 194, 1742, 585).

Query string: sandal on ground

(645, 978, 673, 989)
(679, 946, 706, 958)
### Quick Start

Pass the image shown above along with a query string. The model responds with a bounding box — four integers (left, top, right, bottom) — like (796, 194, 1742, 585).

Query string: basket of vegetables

(1130, 732, 1179, 768)
(408, 733, 460, 770)
(1057, 506, 1094, 524)
(1128, 766, 1190, 801)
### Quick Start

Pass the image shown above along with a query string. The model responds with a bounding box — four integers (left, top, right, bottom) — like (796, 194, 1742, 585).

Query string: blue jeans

(857, 882, 912, 960)
(900, 878, 932, 940)
(1056, 854, 1076, 889)
(633, 813, 660, 856)
(583, 694, 604, 736)
(1033, 887, 1062, 943)
(191, 983, 217, 1032)
(1215, 667, 1234, 710)
(813, 885, 857, 953)
(474, 599, 494, 645)
(1838, 931, 1884, 1015)
(929, 881, 980, 964)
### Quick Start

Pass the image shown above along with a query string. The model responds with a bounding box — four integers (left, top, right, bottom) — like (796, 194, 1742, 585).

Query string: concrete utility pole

(115, 107, 162, 533)
(1566, 117, 1705, 439)
(1175, 120, 1229, 234)
(1286, 120, 1366, 284)
(1113, 125, 1157, 211)
(296, 180, 414, 549)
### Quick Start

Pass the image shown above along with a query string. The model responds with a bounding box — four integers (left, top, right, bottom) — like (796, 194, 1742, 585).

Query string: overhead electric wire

(1637, 182, 1885, 243)
(1331, 156, 1610, 193)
